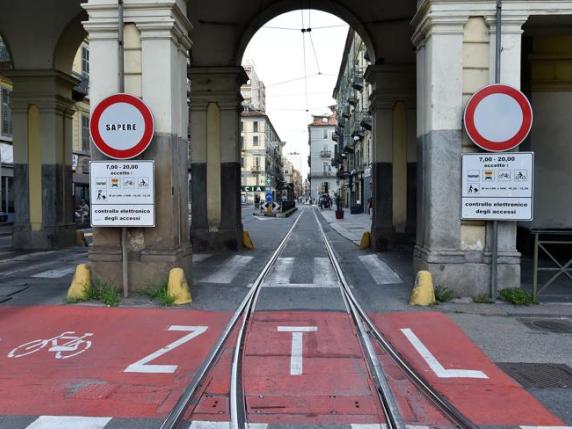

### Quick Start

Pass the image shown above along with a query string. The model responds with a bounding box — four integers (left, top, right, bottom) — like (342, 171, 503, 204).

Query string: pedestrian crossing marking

(262, 257, 338, 288)
(265, 257, 295, 285)
(26, 416, 112, 429)
(312, 257, 339, 287)
(358, 254, 402, 284)
(32, 267, 76, 278)
(199, 255, 253, 284)
(192, 254, 212, 263)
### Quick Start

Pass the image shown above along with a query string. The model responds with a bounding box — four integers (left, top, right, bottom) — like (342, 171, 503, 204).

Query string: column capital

(189, 66, 248, 111)
(82, 0, 193, 50)
(6, 69, 78, 114)
(364, 64, 416, 110)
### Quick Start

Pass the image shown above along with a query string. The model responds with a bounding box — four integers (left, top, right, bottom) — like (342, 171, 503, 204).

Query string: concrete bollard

(359, 232, 371, 249)
(409, 270, 436, 306)
(243, 230, 254, 250)
(67, 264, 92, 300)
(167, 268, 192, 305)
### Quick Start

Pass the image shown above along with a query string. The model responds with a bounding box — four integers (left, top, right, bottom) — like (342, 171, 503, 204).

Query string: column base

(89, 243, 192, 292)
(191, 227, 243, 252)
(12, 223, 76, 250)
(413, 245, 521, 296)
(371, 226, 415, 251)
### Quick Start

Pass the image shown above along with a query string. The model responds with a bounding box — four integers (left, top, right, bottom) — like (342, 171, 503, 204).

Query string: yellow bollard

(409, 270, 436, 306)
(243, 230, 254, 250)
(359, 232, 371, 249)
(167, 268, 192, 305)
(67, 264, 91, 301)
(267, 205, 272, 215)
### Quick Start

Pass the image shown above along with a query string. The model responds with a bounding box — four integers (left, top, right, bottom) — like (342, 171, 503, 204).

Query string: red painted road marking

(0, 306, 566, 428)
(371, 312, 566, 427)
(0, 306, 230, 418)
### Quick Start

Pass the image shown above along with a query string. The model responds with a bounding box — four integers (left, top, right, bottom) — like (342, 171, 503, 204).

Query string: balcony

(348, 96, 358, 106)
(250, 166, 264, 173)
(360, 115, 373, 131)
(320, 150, 332, 158)
(352, 77, 364, 91)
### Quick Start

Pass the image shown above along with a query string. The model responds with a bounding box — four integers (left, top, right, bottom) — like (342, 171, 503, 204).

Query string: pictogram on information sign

(461, 152, 533, 221)
(90, 160, 155, 227)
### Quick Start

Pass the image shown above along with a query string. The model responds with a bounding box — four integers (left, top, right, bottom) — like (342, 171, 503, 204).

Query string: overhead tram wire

(300, 9, 309, 113)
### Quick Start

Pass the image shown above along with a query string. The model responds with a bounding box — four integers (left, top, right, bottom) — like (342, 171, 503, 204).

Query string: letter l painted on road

(277, 326, 318, 376)
(401, 328, 488, 379)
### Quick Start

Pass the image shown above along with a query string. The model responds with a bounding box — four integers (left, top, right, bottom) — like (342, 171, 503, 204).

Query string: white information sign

(90, 160, 155, 227)
(461, 152, 533, 221)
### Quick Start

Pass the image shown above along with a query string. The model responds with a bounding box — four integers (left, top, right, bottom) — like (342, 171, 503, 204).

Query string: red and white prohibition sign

(90, 93, 154, 159)
(464, 84, 533, 152)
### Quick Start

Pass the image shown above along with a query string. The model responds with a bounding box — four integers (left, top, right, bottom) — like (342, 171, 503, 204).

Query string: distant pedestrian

(368, 197, 372, 218)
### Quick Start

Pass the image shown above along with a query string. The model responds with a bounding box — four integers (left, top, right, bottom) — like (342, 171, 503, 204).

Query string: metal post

(490, 0, 502, 300)
(532, 231, 539, 299)
(118, 0, 128, 297)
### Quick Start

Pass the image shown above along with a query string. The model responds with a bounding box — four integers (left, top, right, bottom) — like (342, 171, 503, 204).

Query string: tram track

(161, 207, 478, 429)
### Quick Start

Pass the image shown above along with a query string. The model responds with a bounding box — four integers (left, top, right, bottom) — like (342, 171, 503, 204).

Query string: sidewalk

(0, 223, 12, 236)
(317, 207, 370, 246)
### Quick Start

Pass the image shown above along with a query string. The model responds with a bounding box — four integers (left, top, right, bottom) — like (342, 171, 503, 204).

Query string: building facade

(241, 60, 266, 112)
(333, 29, 374, 214)
(240, 109, 285, 204)
(308, 114, 337, 200)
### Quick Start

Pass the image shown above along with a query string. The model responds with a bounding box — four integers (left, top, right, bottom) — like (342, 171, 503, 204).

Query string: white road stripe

(0, 250, 61, 264)
(1, 257, 86, 278)
(359, 254, 402, 284)
(192, 254, 211, 263)
(265, 257, 295, 285)
(188, 422, 267, 429)
(313, 257, 339, 287)
(520, 427, 572, 429)
(32, 267, 76, 278)
(263, 282, 337, 288)
(199, 255, 253, 283)
(26, 416, 112, 429)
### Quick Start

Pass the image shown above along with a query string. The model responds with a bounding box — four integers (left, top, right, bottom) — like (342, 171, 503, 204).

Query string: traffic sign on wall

(464, 84, 533, 152)
(90, 160, 155, 227)
(461, 152, 534, 221)
(90, 93, 155, 159)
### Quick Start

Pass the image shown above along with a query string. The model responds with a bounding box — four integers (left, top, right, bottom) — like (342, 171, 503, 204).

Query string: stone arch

(53, 10, 88, 75)
(233, 0, 377, 66)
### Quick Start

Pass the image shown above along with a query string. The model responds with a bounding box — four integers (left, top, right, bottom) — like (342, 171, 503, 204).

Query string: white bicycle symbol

(7, 331, 94, 360)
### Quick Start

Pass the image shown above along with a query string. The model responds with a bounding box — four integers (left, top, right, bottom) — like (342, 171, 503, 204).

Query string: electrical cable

(300, 9, 309, 113)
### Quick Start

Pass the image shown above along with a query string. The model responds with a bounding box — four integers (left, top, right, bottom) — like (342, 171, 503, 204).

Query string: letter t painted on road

(277, 326, 318, 376)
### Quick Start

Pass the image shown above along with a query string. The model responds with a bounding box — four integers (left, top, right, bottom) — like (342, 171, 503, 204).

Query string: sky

(242, 10, 349, 178)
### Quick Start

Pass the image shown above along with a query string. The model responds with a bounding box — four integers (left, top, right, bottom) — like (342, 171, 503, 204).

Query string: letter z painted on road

(124, 325, 208, 374)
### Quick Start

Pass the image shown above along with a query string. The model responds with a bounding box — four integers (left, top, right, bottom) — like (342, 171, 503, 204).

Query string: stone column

(9, 71, 77, 249)
(365, 64, 416, 250)
(83, 0, 193, 289)
(412, 2, 528, 296)
(189, 67, 247, 251)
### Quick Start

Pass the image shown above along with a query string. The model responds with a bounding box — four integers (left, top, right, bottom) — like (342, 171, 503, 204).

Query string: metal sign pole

(491, 0, 502, 300)
(118, 0, 129, 298)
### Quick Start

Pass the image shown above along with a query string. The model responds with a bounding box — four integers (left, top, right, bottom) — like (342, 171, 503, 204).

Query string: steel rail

(311, 208, 477, 429)
(160, 209, 305, 429)
(311, 209, 405, 429)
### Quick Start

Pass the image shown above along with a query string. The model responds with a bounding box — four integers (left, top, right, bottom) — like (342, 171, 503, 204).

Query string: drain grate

(518, 317, 572, 334)
(497, 362, 572, 388)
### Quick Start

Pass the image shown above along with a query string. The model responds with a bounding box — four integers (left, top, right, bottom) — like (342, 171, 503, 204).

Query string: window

(323, 128, 328, 139)
(253, 135, 259, 146)
(253, 121, 258, 132)
(81, 114, 90, 152)
(1, 87, 12, 138)
(81, 46, 90, 76)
